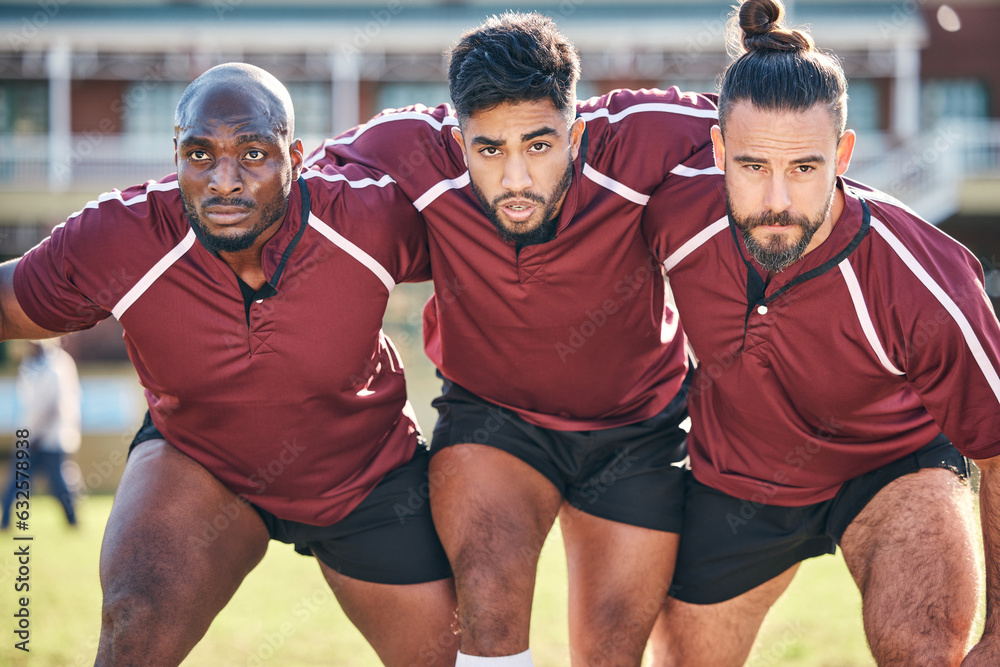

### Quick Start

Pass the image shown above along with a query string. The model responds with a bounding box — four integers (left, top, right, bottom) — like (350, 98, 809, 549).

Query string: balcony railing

(1, 122, 999, 225)
(848, 119, 1000, 224)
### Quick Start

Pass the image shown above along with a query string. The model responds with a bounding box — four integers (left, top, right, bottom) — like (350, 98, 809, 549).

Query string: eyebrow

(469, 126, 560, 147)
(733, 154, 827, 165)
(234, 132, 279, 147)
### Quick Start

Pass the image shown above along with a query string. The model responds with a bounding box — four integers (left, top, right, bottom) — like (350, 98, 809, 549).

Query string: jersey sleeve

(13, 178, 185, 334)
(580, 87, 719, 194)
(867, 200, 1000, 459)
(304, 165, 431, 285)
(304, 104, 463, 204)
(642, 143, 727, 264)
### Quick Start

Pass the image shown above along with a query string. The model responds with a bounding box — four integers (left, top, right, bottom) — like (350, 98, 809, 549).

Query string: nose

(762, 173, 792, 213)
(209, 156, 243, 196)
(501, 153, 532, 192)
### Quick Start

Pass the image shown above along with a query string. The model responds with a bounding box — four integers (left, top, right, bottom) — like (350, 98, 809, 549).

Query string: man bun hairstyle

(719, 0, 847, 136)
(448, 11, 581, 125)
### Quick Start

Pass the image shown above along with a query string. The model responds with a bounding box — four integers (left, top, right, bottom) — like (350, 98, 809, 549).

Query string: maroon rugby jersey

(13, 166, 430, 525)
(307, 89, 718, 430)
(645, 149, 1000, 505)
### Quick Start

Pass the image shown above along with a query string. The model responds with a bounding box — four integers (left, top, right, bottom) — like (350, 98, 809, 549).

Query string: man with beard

(0, 63, 458, 666)
(642, 0, 1000, 664)
(308, 11, 717, 666)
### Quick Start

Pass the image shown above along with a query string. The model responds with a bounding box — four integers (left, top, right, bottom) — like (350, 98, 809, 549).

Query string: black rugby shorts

(668, 435, 968, 604)
(430, 374, 689, 533)
(130, 412, 451, 585)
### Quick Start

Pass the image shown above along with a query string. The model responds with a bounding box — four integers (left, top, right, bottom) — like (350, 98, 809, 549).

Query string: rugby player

(308, 12, 718, 666)
(0, 63, 457, 666)
(642, 1, 1000, 664)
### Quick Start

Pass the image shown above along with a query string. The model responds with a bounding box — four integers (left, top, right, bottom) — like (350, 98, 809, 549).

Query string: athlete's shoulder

(60, 174, 185, 243)
(578, 87, 719, 125)
(305, 103, 458, 167)
(844, 178, 977, 266)
(302, 161, 409, 214)
(301, 163, 428, 285)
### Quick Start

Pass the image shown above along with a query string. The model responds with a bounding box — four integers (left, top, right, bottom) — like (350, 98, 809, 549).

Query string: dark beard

(728, 187, 833, 274)
(471, 161, 574, 247)
(183, 192, 287, 254)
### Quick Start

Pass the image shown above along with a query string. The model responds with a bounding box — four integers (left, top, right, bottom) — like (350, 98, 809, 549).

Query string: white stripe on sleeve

(111, 228, 196, 320)
(582, 164, 649, 205)
(579, 102, 719, 124)
(838, 259, 905, 375)
(307, 212, 395, 292)
(871, 216, 1000, 402)
(413, 172, 471, 212)
(662, 217, 728, 272)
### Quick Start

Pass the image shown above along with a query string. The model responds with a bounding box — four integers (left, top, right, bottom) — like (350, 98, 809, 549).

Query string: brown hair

(448, 12, 580, 125)
(719, 0, 848, 136)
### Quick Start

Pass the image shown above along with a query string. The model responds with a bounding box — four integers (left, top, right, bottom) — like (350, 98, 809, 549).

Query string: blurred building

(0, 0, 997, 304)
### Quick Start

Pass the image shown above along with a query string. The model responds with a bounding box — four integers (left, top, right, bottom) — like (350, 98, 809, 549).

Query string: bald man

(0, 63, 456, 666)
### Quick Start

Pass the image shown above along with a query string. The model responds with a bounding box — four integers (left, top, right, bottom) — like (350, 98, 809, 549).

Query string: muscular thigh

(101, 439, 269, 608)
(840, 467, 978, 617)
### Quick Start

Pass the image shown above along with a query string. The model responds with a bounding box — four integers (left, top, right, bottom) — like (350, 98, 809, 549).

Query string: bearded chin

(728, 181, 836, 274)
(472, 160, 574, 246)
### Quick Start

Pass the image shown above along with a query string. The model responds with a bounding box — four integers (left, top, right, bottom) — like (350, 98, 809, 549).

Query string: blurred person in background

(1, 337, 81, 528)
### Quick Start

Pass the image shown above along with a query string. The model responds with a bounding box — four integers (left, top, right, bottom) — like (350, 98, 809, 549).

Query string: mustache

(742, 210, 806, 229)
(493, 191, 546, 207)
(200, 196, 257, 210)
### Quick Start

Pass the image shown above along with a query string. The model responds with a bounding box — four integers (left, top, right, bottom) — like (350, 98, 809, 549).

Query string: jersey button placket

(249, 298, 277, 356)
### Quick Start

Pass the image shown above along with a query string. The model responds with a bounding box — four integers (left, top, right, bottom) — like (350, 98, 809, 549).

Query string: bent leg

(649, 565, 798, 667)
(430, 444, 564, 657)
(560, 504, 678, 666)
(840, 468, 978, 666)
(96, 439, 269, 666)
(320, 563, 458, 666)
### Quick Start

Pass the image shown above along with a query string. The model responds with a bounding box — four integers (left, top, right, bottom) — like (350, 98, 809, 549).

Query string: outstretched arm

(0, 259, 63, 342)
(966, 454, 1000, 665)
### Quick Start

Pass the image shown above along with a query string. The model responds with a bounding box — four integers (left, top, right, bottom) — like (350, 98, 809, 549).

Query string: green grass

(0, 495, 917, 667)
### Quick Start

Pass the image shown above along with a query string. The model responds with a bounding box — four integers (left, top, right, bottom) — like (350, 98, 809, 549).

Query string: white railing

(1, 124, 999, 224)
(850, 119, 1000, 224)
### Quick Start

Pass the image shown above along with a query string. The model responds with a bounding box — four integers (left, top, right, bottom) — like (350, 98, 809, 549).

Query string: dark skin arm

(0, 259, 64, 342)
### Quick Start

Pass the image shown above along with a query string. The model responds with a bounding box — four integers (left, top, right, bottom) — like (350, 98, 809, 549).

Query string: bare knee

(869, 630, 968, 667)
(574, 598, 652, 667)
(98, 584, 184, 666)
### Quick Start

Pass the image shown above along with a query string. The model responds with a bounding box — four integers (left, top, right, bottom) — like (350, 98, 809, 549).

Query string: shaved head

(174, 63, 294, 140)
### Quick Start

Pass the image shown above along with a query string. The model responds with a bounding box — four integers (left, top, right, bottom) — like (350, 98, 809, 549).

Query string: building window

(286, 82, 332, 137)
(846, 79, 881, 133)
(377, 82, 451, 113)
(121, 81, 187, 136)
(0, 81, 47, 134)
(922, 79, 990, 128)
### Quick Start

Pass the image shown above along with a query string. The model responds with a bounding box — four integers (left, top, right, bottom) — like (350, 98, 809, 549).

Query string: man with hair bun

(310, 11, 719, 666)
(642, 0, 1000, 664)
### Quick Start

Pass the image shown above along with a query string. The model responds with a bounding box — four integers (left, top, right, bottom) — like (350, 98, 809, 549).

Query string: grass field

(0, 494, 899, 667)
